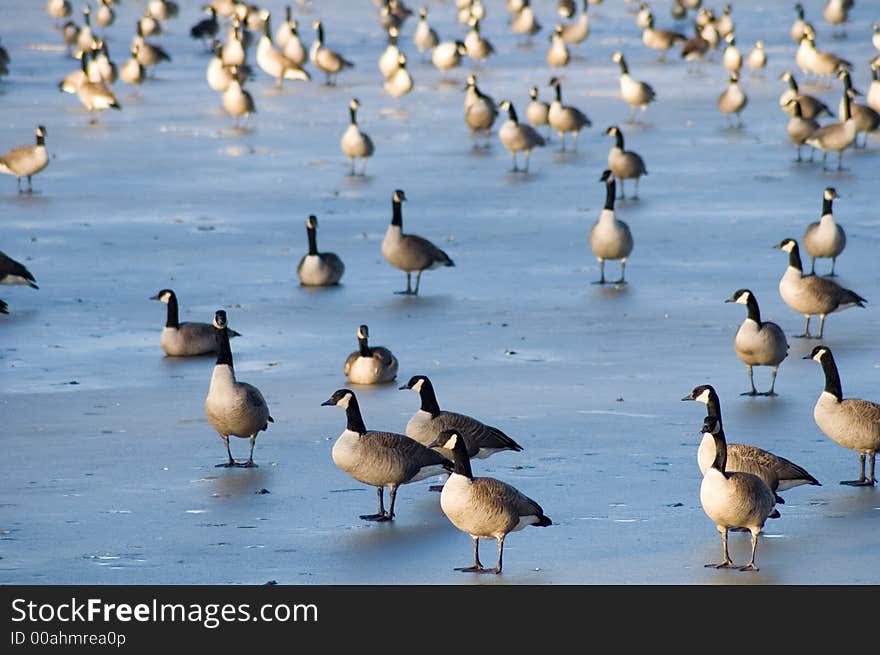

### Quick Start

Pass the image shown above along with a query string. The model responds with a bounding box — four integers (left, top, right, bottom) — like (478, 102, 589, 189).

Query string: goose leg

(738, 530, 760, 572)
(27, 175, 33, 193)
(348, 158, 355, 176)
(633, 177, 640, 199)
(523, 150, 531, 173)
(840, 453, 873, 486)
(763, 365, 780, 396)
(361, 158, 368, 176)
(705, 526, 735, 568)
(795, 314, 812, 338)
(837, 150, 843, 171)
(455, 536, 486, 572)
(821, 151, 828, 171)
(511, 152, 519, 172)
(592, 259, 606, 285)
(216, 435, 236, 467)
(493, 535, 505, 574)
(240, 434, 258, 468)
(795, 144, 802, 162)
(360, 486, 391, 520)
(16, 177, 22, 194)
(810, 256, 816, 274)
(741, 365, 758, 396)
(618, 177, 625, 199)
(615, 259, 627, 285)
(829, 257, 837, 276)
(413, 270, 423, 295)
(628, 105, 637, 124)
(816, 314, 826, 339)
(395, 272, 414, 295)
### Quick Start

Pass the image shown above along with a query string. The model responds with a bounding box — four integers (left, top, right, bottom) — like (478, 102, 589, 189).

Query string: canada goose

(698, 416, 780, 572)
(548, 77, 591, 151)
(221, 18, 247, 68)
(511, 0, 541, 40)
(803, 187, 845, 276)
(546, 24, 570, 69)
(680, 24, 710, 73)
(683, 385, 821, 498)
(47, 0, 72, 20)
(779, 71, 834, 120)
(95, 0, 114, 28)
(800, 30, 852, 83)
(138, 8, 163, 38)
(69, 53, 121, 120)
(465, 18, 495, 64)
(560, 0, 590, 44)
(340, 98, 374, 176)
(790, 3, 810, 43)
(76, 5, 97, 56)
(204, 309, 272, 468)
(280, 20, 306, 67)
(805, 345, 880, 486)
(837, 71, 880, 148)
(590, 170, 633, 284)
(0, 126, 49, 194)
(721, 33, 741, 74)
(322, 388, 450, 521)
(526, 86, 551, 138)
(805, 81, 856, 170)
(382, 189, 454, 295)
(384, 53, 413, 98)
(611, 51, 656, 123)
(432, 40, 467, 78)
(775, 237, 865, 338)
(61, 20, 80, 55)
(274, 5, 293, 49)
(119, 44, 146, 87)
(746, 40, 766, 73)
(343, 324, 398, 385)
(0, 251, 38, 291)
(558, 0, 575, 18)
(428, 429, 551, 574)
(256, 10, 310, 88)
(498, 99, 546, 172)
(636, 4, 652, 30)
(207, 40, 243, 92)
(150, 289, 240, 357)
(379, 26, 402, 78)
(784, 98, 819, 162)
(222, 68, 255, 128)
(641, 14, 686, 61)
(714, 3, 734, 38)
(463, 74, 497, 141)
(605, 125, 647, 199)
(88, 40, 117, 85)
(400, 374, 523, 462)
(133, 25, 172, 76)
(413, 7, 439, 59)
(726, 289, 789, 396)
(296, 215, 344, 287)
(310, 19, 354, 86)
(718, 72, 747, 127)
(380, 0, 414, 30)
(191, 6, 219, 46)
(822, 0, 849, 36)
(148, 0, 178, 22)
(59, 53, 87, 94)
(698, 10, 720, 53)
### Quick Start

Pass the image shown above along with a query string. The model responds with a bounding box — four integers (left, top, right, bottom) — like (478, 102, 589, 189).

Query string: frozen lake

(1, 0, 879, 585)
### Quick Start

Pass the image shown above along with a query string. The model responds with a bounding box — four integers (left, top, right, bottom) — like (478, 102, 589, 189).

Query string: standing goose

(69, 52, 121, 121)
(805, 80, 856, 171)
(746, 40, 766, 74)
(721, 32, 741, 75)
(88, 40, 117, 85)
(413, 7, 439, 60)
(95, 0, 115, 29)
(714, 3, 734, 38)
(274, 5, 294, 49)
(0, 126, 49, 194)
(801, 29, 852, 83)
(133, 23, 172, 76)
(510, 0, 541, 42)
(384, 53, 413, 98)
(310, 20, 354, 86)
(635, 4, 652, 30)
(296, 215, 345, 287)
(222, 69, 255, 129)
(382, 189, 454, 295)
(281, 19, 307, 68)
(526, 86, 551, 138)
(822, 0, 850, 38)
(379, 26, 402, 79)
(548, 77, 591, 152)
(718, 71, 747, 127)
(775, 238, 865, 339)
(803, 187, 845, 276)
(463, 74, 497, 141)
(837, 70, 880, 149)
(725, 289, 788, 396)
(589, 170, 633, 284)
(784, 98, 819, 162)
(560, 0, 589, 45)
(190, 6, 219, 46)
(683, 385, 820, 500)
(150, 289, 240, 357)
(604, 125, 647, 199)
(322, 388, 450, 522)
(400, 374, 523, 462)
(805, 346, 880, 486)
(340, 98, 374, 176)
(428, 430, 551, 574)
(221, 18, 247, 68)
(779, 71, 833, 120)
(465, 18, 495, 65)
(497, 99, 546, 172)
(641, 13, 686, 61)
(204, 309, 272, 468)
(611, 51, 656, 123)
(546, 24, 570, 70)
(431, 39, 467, 78)
(47, 0, 72, 20)
(119, 44, 146, 88)
(343, 324, 398, 385)
(680, 23, 711, 73)
(698, 416, 780, 572)
(790, 3, 810, 43)
(255, 9, 310, 88)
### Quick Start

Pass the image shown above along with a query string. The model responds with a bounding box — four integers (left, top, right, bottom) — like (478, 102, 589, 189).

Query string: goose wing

(433, 411, 523, 456)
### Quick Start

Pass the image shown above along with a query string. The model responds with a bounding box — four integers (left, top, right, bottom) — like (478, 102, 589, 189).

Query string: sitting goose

(381, 189, 454, 295)
(804, 78, 856, 171)
(775, 238, 865, 339)
(605, 125, 647, 199)
(428, 429, 551, 574)
(322, 388, 450, 522)
(779, 71, 833, 120)
(340, 98, 374, 176)
(343, 324, 398, 385)
(589, 170, 633, 284)
(548, 76, 591, 151)
(310, 19, 354, 86)
(151, 289, 240, 357)
(498, 99, 546, 173)
(683, 385, 820, 501)
(611, 51, 656, 123)
(0, 125, 49, 194)
(784, 98, 819, 162)
(699, 416, 780, 572)
(803, 187, 845, 276)
(805, 346, 880, 487)
(725, 289, 789, 397)
(204, 309, 272, 467)
(296, 215, 345, 287)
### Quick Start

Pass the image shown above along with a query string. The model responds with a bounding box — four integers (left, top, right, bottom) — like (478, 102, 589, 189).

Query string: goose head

(213, 309, 228, 329)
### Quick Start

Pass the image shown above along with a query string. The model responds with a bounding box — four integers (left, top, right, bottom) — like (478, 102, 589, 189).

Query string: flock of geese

(1, 0, 879, 577)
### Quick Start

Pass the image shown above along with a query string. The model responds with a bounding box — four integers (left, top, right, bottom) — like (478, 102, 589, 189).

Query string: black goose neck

(345, 394, 368, 434)
(604, 179, 616, 211)
(506, 103, 518, 123)
(553, 83, 562, 103)
(306, 222, 318, 255)
(449, 440, 474, 479)
(349, 106, 357, 125)
(391, 197, 403, 227)
(417, 379, 441, 416)
(613, 130, 624, 149)
(215, 326, 234, 368)
(787, 76, 798, 92)
(358, 334, 371, 357)
(744, 294, 761, 324)
(710, 427, 728, 475)
(165, 293, 180, 328)
(787, 242, 803, 271)
(822, 195, 833, 216)
(617, 58, 628, 75)
(36, 132, 45, 146)
(819, 353, 843, 400)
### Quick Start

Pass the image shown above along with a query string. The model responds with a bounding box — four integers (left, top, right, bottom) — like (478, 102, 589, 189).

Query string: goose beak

(426, 436, 444, 449)
(681, 395, 693, 401)
(398, 383, 408, 390)
(149, 293, 160, 300)
(320, 396, 336, 406)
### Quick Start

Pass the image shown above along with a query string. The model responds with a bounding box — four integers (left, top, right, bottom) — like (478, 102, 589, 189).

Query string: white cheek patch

(445, 433, 459, 450)
(338, 394, 351, 409)
(736, 292, 749, 304)
(696, 389, 711, 404)
(160, 292, 171, 303)
(411, 379, 424, 392)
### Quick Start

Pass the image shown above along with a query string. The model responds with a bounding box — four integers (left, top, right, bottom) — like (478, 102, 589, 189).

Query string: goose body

(683, 385, 821, 499)
(465, 19, 494, 63)
(379, 26, 402, 78)
(381, 189, 454, 295)
(206, 40, 240, 92)
(546, 25, 570, 69)
(526, 86, 551, 136)
(120, 45, 146, 87)
(775, 238, 865, 339)
(431, 40, 467, 74)
(511, 1, 541, 38)
(746, 40, 766, 72)
(680, 27, 710, 72)
(429, 430, 551, 574)
(413, 7, 439, 56)
(699, 416, 780, 572)
(590, 170, 633, 284)
(726, 290, 789, 396)
(721, 33, 741, 74)
(343, 324, 398, 385)
(383, 54, 413, 98)
(222, 73, 255, 128)
(807, 346, 880, 486)
(548, 77, 591, 151)
(204, 310, 272, 468)
(641, 14, 686, 60)
(256, 11, 310, 88)
(221, 21, 247, 67)
(340, 98, 374, 176)
(88, 41, 117, 84)
(274, 5, 294, 49)
(605, 125, 647, 198)
(790, 3, 809, 43)
(323, 389, 450, 522)
(498, 99, 546, 172)
(463, 74, 497, 138)
(310, 20, 354, 85)
(191, 6, 219, 44)
(779, 71, 833, 120)
(281, 20, 306, 67)
(133, 31, 172, 75)
(718, 72, 747, 127)
(611, 51, 655, 122)
(151, 289, 240, 357)
(47, 0, 71, 19)
(0, 126, 49, 194)
(805, 82, 856, 170)
(297, 215, 344, 287)
(560, 0, 589, 44)
(784, 98, 820, 162)
(837, 85, 880, 149)
(802, 32, 852, 81)
(803, 187, 845, 276)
